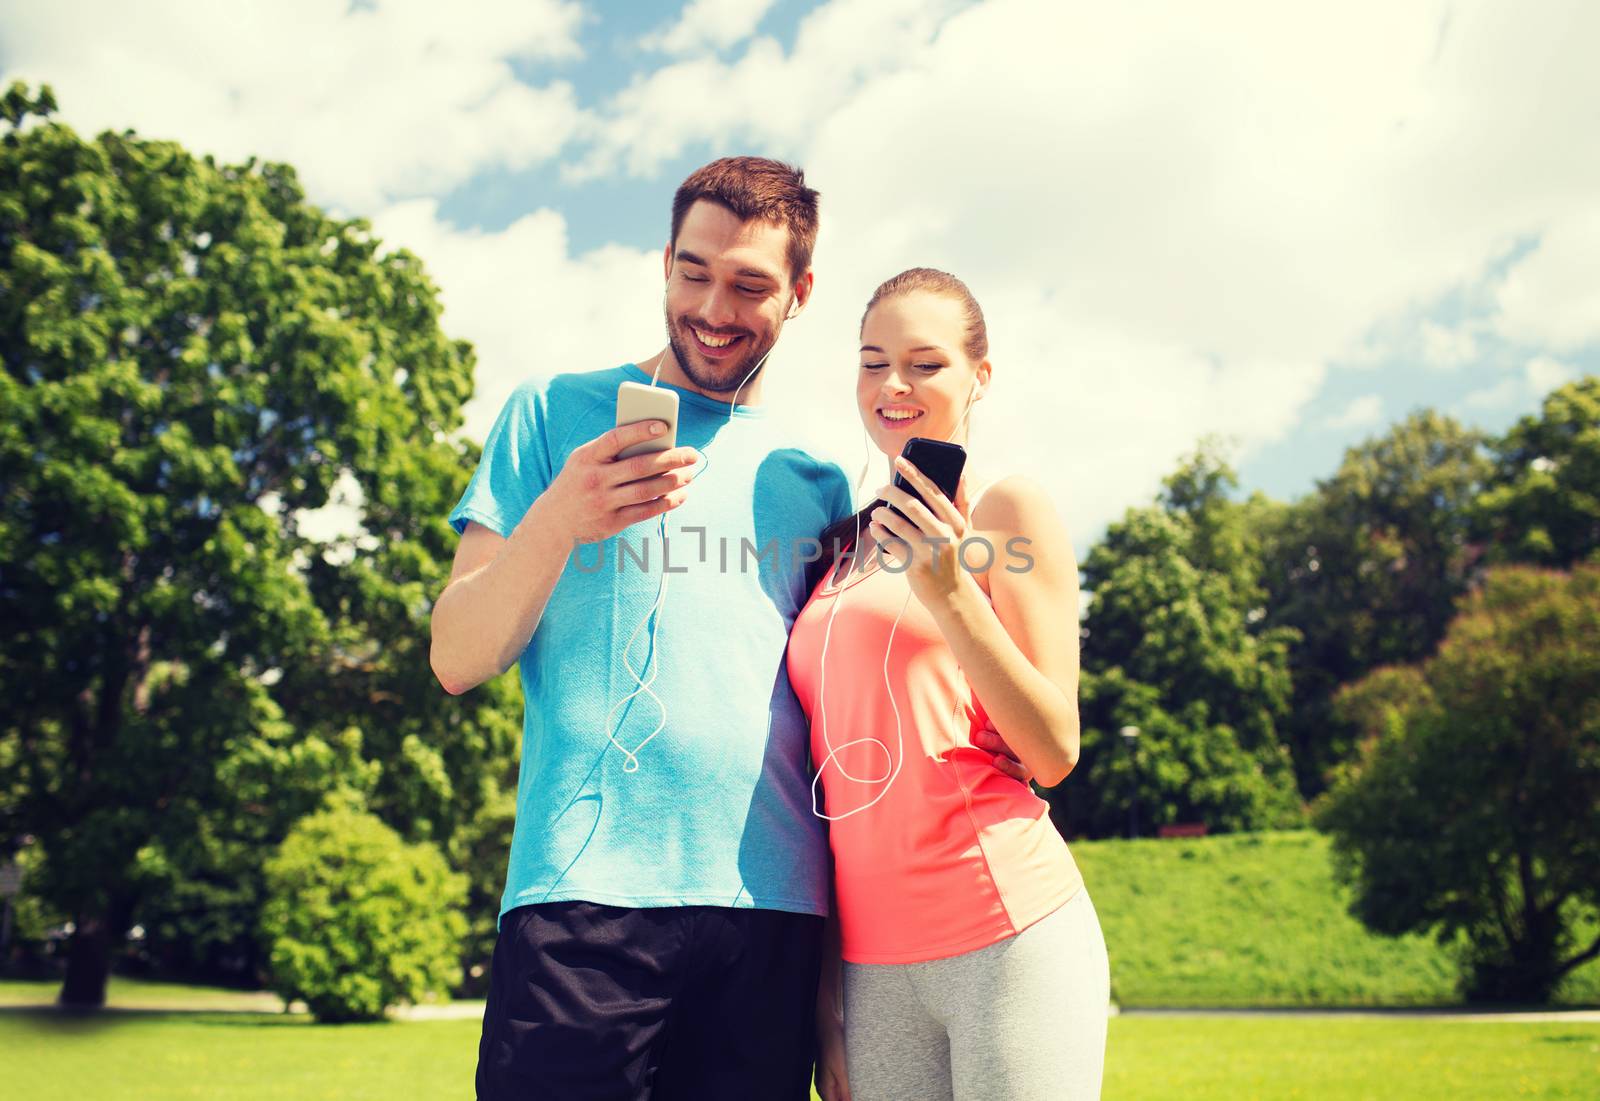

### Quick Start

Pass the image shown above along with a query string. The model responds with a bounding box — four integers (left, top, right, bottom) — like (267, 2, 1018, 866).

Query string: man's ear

(787, 269, 816, 319)
(662, 243, 674, 281)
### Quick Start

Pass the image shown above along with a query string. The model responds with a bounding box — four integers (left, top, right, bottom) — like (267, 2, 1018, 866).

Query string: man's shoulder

(751, 436, 851, 483)
(745, 428, 855, 523)
(490, 368, 628, 454)
(755, 417, 852, 473)
(509, 365, 630, 411)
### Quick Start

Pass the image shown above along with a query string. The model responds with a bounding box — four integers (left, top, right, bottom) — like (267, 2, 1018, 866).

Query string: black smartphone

(888, 437, 967, 519)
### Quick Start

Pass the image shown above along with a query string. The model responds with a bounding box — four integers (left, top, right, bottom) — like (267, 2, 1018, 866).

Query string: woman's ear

(973, 358, 993, 401)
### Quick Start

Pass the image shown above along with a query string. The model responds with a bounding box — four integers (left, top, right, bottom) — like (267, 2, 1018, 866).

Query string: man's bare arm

(429, 506, 571, 695)
(429, 419, 699, 695)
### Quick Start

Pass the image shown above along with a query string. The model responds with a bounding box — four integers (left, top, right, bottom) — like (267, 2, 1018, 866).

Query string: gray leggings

(842, 888, 1110, 1101)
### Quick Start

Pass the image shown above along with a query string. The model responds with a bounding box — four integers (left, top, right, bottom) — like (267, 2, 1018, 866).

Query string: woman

(786, 269, 1109, 1101)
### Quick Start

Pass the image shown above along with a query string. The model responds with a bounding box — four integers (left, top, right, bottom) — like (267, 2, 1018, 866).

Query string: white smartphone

(615, 381, 679, 459)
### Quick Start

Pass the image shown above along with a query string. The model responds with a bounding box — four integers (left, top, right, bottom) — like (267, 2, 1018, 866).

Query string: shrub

(261, 806, 468, 1022)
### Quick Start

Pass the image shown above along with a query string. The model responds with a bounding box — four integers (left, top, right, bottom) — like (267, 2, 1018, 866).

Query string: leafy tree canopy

(1052, 443, 1302, 836)
(0, 82, 515, 1006)
(1476, 376, 1600, 568)
(1318, 564, 1600, 1002)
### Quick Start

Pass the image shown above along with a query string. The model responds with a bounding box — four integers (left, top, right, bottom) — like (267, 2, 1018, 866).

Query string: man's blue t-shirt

(448, 363, 854, 926)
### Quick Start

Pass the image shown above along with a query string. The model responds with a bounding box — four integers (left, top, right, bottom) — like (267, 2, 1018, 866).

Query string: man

(432, 157, 850, 1100)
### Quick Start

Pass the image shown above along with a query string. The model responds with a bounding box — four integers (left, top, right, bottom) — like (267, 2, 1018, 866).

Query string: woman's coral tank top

(786, 536, 1084, 964)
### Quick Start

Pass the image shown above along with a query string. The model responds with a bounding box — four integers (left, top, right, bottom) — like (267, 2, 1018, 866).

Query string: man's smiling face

(662, 199, 807, 394)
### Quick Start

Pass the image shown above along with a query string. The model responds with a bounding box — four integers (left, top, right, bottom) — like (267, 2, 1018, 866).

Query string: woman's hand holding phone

(868, 457, 981, 611)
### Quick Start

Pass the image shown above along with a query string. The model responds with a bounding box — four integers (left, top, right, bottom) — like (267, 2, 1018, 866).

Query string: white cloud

(764, 283, 1327, 540)
(1321, 395, 1385, 431)
(1494, 211, 1600, 353)
(1420, 320, 1480, 369)
(1463, 377, 1522, 410)
(1525, 354, 1578, 396)
(10, 0, 1599, 542)
(645, 0, 778, 56)
(572, 0, 961, 180)
(0, 0, 587, 211)
(259, 469, 371, 553)
(1452, 354, 1577, 419)
(748, 0, 1600, 529)
(370, 199, 664, 444)
(295, 470, 372, 559)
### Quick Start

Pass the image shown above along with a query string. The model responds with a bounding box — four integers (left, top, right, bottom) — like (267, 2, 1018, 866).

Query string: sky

(4, 0, 1598, 548)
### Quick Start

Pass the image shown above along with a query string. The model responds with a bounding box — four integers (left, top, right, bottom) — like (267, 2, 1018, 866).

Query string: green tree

(261, 804, 468, 1023)
(1051, 445, 1303, 836)
(1261, 411, 1491, 794)
(1317, 564, 1600, 1002)
(0, 83, 514, 1006)
(1476, 375, 1600, 568)
(1061, 668, 1305, 838)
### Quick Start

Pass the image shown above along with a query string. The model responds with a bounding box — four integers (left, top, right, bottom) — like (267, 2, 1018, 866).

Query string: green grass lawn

(9, 832, 1599, 1014)
(1102, 1016, 1600, 1100)
(3, 1005, 1596, 1100)
(0, 975, 285, 1011)
(7, 828, 1597, 1099)
(1070, 830, 1600, 1007)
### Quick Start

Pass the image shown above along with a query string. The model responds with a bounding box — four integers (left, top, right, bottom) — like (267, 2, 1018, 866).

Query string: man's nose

(700, 284, 737, 328)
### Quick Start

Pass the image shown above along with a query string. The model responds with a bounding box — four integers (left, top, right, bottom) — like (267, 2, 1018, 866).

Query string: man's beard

(665, 313, 778, 395)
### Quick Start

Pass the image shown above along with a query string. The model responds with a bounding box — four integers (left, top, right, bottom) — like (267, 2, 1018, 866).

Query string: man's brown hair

(670, 157, 820, 283)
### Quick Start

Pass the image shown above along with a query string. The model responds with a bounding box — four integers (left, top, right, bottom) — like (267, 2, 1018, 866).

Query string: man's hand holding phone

(543, 420, 700, 544)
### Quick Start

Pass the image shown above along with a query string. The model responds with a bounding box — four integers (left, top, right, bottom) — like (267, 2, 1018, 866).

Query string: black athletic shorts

(474, 900, 824, 1101)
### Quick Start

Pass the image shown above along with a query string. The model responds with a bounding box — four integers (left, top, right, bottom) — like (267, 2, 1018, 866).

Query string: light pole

(1119, 726, 1141, 840)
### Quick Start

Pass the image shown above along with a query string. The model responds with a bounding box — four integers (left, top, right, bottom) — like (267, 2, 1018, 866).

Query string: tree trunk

(58, 912, 115, 1009)
(58, 894, 136, 1009)
(1465, 910, 1564, 1003)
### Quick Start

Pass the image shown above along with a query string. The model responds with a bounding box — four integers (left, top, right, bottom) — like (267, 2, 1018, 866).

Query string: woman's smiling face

(857, 289, 987, 457)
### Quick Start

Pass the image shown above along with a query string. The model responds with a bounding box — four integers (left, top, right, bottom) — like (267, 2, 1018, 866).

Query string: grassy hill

(5, 830, 1594, 1012)
(1070, 829, 1600, 1008)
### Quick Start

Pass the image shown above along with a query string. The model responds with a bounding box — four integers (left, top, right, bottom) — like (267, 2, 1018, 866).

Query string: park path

(1115, 1006, 1600, 1023)
(390, 1002, 1600, 1024)
(8, 992, 1596, 1024)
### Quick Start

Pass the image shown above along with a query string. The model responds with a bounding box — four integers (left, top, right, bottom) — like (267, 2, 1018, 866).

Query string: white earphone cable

(605, 301, 791, 771)
(810, 373, 982, 820)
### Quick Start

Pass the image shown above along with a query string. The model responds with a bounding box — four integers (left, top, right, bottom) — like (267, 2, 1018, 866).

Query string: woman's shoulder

(970, 473, 1062, 532)
(970, 474, 1077, 596)
(963, 475, 1071, 601)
